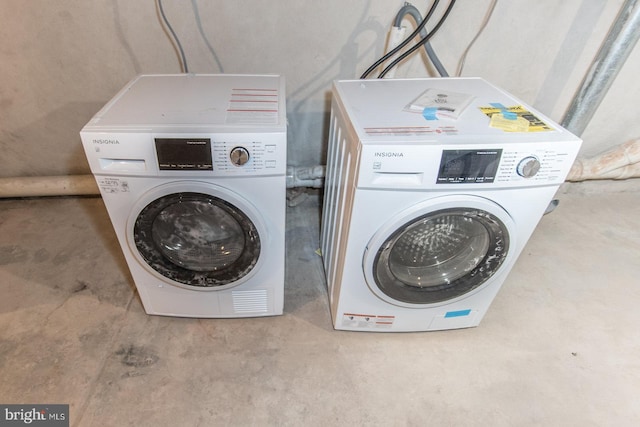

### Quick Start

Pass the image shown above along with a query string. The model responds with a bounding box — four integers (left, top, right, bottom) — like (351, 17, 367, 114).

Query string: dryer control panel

(82, 131, 285, 178)
(153, 137, 281, 173)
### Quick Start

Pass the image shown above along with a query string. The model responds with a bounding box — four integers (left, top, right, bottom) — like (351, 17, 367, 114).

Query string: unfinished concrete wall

(0, 0, 637, 177)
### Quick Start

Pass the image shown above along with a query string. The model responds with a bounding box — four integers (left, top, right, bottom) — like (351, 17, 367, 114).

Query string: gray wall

(1, 0, 638, 178)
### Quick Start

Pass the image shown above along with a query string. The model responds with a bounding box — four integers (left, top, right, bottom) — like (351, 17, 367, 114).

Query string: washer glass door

(371, 207, 510, 304)
(133, 192, 261, 289)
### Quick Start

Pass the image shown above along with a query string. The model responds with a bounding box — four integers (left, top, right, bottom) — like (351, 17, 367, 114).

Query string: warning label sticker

(342, 313, 395, 329)
(479, 105, 553, 132)
(97, 177, 129, 194)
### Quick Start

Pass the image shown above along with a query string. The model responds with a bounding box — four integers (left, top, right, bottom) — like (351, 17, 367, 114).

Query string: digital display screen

(437, 149, 502, 184)
(155, 138, 213, 171)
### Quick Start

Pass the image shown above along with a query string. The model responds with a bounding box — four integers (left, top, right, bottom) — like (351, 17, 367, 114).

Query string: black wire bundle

(360, 0, 457, 79)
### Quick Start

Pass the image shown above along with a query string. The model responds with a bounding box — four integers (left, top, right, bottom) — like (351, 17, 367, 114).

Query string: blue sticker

(444, 309, 472, 318)
(423, 107, 438, 120)
(490, 102, 517, 120)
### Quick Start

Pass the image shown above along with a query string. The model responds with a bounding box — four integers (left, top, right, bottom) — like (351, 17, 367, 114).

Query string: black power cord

(394, 3, 449, 77)
(360, 0, 441, 79)
(378, 0, 457, 78)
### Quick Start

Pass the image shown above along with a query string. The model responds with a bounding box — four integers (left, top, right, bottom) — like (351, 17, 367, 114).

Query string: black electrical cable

(378, 0, 457, 78)
(360, 0, 441, 79)
(394, 3, 449, 77)
(157, 0, 189, 73)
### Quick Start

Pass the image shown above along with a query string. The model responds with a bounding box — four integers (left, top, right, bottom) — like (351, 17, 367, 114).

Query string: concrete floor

(0, 183, 639, 426)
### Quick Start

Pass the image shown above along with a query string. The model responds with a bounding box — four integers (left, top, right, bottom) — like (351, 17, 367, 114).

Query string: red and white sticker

(342, 313, 395, 329)
(364, 126, 458, 136)
(227, 88, 279, 124)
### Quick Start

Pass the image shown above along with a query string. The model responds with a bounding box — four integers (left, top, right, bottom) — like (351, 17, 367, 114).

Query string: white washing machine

(81, 74, 286, 318)
(321, 77, 581, 332)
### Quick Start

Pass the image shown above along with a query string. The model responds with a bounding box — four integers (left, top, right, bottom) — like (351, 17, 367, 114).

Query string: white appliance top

(80, 74, 287, 178)
(83, 74, 286, 131)
(332, 78, 582, 189)
(333, 77, 580, 145)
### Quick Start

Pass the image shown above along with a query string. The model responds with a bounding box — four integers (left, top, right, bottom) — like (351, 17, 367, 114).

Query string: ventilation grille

(320, 103, 357, 304)
(232, 289, 269, 313)
(321, 112, 342, 270)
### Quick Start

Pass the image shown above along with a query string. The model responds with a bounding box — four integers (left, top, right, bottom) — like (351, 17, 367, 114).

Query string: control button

(517, 156, 541, 178)
(265, 144, 276, 153)
(230, 147, 250, 166)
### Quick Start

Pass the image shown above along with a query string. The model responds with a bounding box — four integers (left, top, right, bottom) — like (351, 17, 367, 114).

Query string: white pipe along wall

(0, 175, 99, 198)
(0, 166, 327, 198)
(567, 138, 640, 181)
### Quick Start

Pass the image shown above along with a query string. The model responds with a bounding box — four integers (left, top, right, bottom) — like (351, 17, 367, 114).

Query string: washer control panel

(436, 147, 574, 185)
(496, 149, 569, 182)
(212, 140, 279, 172)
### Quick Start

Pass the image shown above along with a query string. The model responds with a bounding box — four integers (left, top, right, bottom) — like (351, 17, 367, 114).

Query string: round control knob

(229, 147, 250, 166)
(517, 156, 541, 178)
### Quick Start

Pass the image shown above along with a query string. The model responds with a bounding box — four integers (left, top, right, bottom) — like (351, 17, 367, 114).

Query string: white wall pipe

(286, 165, 325, 189)
(0, 166, 326, 199)
(567, 139, 640, 181)
(0, 175, 99, 198)
(593, 162, 640, 180)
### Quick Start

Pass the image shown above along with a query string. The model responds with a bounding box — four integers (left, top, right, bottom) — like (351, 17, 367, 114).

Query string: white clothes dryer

(321, 78, 581, 332)
(81, 74, 286, 318)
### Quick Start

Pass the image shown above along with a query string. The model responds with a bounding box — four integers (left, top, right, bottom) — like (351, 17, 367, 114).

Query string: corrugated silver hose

(562, 0, 640, 136)
(562, 0, 640, 181)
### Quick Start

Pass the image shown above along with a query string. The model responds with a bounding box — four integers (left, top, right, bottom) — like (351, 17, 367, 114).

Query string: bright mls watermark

(0, 405, 68, 426)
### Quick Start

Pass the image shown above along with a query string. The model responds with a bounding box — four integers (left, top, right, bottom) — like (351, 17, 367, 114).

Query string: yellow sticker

(479, 105, 553, 132)
(489, 113, 530, 132)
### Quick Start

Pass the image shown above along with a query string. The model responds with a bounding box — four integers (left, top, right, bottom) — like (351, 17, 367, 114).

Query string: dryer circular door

(126, 181, 266, 291)
(363, 195, 517, 307)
